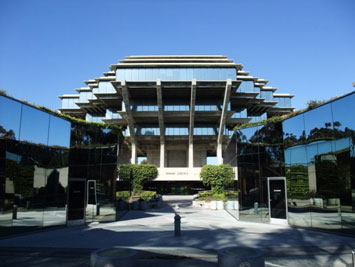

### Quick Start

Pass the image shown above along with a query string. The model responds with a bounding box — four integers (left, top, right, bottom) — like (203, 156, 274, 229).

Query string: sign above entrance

(155, 167, 238, 181)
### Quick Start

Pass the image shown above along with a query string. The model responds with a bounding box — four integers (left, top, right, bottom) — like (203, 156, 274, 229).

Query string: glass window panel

(146, 69, 156, 81)
(116, 69, 121, 80)
(130, 69, 137, 80)
(283, 114, 306, 148)
(48, 116, 71, 148)
(20, 105, 50, 146)
(303, 104, 334, 143)
(331, 93, 355, 139)
(0, 96, 22, 140)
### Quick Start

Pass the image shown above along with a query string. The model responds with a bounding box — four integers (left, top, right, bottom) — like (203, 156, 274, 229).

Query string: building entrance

(67, 179, 86, 225)
(267, 177, 288, 224)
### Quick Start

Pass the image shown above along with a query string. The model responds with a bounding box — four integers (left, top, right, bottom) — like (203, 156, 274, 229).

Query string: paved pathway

(0, 195, 354, 266)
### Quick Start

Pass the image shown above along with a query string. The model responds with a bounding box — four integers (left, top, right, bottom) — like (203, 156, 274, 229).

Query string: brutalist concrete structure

(59, 55, 294, 185)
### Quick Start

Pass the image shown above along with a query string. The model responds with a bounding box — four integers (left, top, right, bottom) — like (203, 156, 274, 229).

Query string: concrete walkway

(0, 195, 354, 266)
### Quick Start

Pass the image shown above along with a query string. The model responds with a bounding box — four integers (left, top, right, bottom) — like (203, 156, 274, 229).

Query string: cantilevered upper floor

(59, 55, 294, 123)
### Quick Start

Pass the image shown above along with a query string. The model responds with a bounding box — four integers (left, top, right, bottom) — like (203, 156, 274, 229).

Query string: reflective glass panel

(0, 95, 22, 140)
(116, 68, 236, 81)
(20, 105, 50, 146)
(303, 103, 334, 142)
(48, 115, 71, 148)
(331, 93, 355, 139)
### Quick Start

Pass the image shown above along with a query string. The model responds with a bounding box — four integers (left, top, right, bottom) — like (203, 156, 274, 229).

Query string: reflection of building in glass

(59, 55, 294, 192)
(0, 94, 120, 236)
(225, 91, 355, 233)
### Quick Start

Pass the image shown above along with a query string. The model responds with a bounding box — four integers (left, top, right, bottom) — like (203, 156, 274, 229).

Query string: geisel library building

(59, 55, 294, 191)
(1, 55, 354, 236)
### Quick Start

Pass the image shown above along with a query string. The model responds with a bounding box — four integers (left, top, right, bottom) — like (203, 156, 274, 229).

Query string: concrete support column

(217, 79, 232, 166)
(189, 79, 197, 168)
(217, 143, 223, 165)
(188, 143, 194, 168)
(131, 143, 137, 164)
(160, 143, 165, 168)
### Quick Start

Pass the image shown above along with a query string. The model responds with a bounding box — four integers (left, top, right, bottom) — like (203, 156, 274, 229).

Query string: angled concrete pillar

(156, 79, 166, 168)
(217, 79, 232, 165)
(160, 143, 165, 168)
(131, 142, 137, 164)
(217, 143, 223, 165)
(189, 79, 197, 168)
(120, 80, 137, 164)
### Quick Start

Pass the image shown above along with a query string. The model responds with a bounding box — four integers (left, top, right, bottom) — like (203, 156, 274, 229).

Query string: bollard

(254, 202, 259, 215)
(338, 205, 341, 218)
(12, 204, 17, 219)
(96, 203, 100, 216)
(352, 249, 355, 267)
(174, 213, 181, 236)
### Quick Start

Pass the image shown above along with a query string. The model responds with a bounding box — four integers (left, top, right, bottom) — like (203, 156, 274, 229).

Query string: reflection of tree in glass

(0, 126, 16, 140)
(315, 152, 351, 203)
(286, 165, 309, 199)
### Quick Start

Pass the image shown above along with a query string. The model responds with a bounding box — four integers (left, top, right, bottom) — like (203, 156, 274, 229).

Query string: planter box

(216, 201, 224, 210)
(139, 201, 148, 210)
(327, 198, 340, 206)
(312, 198, 323, 208)
(193, 200, 239, 212)
(117, 200, 129, 210)
(225, 200, 239, 210)
(210, 201, 217, 210)
(131, 201, 139, 210)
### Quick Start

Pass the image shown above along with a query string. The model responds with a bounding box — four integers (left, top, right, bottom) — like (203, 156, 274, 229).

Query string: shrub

(225, 190, 238, 200)
(118, 164, 158, 194)
(139, 191, 156, 202)
(200, 164, 235, 195)
(116, 191, 131, 200)
(118, 164, 133, 183)
(198, 190, 212, 201)
(211, 192, 226, 201)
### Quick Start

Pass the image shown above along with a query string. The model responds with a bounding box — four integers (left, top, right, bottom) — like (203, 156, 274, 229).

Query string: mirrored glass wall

(234, 92, 355, 234)
(0, 95, 70, 236)
(69, 122, 119, 223)
(284, 93, 355, 232)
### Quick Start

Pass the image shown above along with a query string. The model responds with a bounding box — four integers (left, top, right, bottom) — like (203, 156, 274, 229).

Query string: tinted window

(48, 115, 71, 148)
(20, 105, 50, 145)
(0, 96, 22, 140)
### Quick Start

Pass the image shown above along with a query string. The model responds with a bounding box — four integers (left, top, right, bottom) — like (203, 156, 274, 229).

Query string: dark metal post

(96, 203, 100, 216)
(174, 213, 181, 236)
(12, 204, 17, 219)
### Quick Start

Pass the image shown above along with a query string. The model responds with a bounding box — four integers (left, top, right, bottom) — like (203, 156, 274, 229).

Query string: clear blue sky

(1, 0, 354, 111)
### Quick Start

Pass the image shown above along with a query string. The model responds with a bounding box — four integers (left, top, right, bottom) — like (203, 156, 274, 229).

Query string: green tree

(118, 164, 158, 194)
(200, 164, 235, 195)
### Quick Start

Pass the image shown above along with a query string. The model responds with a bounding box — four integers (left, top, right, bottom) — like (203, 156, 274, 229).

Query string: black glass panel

(269, 179, 286, 219)
(68, 180, 85, 220)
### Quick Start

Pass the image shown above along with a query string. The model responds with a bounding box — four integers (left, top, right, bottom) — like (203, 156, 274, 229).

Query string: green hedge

(118, 164, 158, 193)
(200, 164, 235, 195)
(198, 190, 238, 202)
(116, 191, 131, 200)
